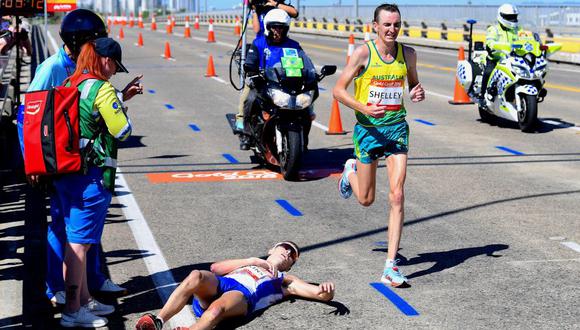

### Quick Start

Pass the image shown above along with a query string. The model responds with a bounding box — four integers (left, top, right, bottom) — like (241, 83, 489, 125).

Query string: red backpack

(23, 75, 97, 176)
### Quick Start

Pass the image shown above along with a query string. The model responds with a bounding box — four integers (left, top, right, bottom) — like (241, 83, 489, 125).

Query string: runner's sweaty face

(374, 10, 401, 44)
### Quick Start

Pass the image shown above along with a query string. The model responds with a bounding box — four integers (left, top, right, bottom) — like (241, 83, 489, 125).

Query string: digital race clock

(0, 0, 45, 16)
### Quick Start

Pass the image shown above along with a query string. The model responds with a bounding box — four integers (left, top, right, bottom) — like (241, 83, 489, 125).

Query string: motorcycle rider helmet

(263, 8, 291, 39)
(60, 9, 108, 56)
(497, 3, 519, 30)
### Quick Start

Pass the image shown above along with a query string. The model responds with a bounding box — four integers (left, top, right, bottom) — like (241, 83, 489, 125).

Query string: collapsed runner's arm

(282, 274, 335, 302)
(210, 257, 275, 276)
(404, 46, 425, 103)
(95, 82, 132, 141)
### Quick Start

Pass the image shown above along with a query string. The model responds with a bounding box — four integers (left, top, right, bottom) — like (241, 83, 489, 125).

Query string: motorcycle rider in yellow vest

(481, 3, 524, 103)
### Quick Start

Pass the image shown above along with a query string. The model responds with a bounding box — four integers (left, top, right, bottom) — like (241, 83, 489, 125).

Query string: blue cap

(94, 37, 128, 73)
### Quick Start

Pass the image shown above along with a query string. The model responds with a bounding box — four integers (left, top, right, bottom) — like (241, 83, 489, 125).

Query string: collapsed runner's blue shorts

(353, 120, 409, 164)
(53, 166, 112, 244)
(191, 276, 253, 317)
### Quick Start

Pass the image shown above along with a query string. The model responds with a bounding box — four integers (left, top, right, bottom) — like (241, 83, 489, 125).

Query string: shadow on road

(401, 244, 509, 280)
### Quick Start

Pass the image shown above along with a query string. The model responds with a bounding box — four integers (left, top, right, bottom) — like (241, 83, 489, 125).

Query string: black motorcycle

(227, 55, 336, 180)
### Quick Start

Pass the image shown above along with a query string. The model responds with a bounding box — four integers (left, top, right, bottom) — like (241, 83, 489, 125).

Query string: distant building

(90, 0, 194, 14)
(567, 13, 580, 26)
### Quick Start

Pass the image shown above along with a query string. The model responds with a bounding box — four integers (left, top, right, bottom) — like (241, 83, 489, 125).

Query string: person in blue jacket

(21, 9, 141, 307)
(240, 9, 316, 148)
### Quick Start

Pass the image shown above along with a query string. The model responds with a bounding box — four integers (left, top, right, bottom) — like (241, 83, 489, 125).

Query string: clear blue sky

(209, 0, 580, 10)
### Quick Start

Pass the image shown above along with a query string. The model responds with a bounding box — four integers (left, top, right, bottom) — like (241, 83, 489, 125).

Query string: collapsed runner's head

(263, 8, 291, 44)
(59, 8, 108, 60)
(267, 241, 300, 271)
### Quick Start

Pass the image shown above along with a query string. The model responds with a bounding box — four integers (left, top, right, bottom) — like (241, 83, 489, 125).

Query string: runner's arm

(332, 45, 368, 113)
(210, 257, 273, 275)
(282, 274, 335, 302)
(404, 46, 425, 103)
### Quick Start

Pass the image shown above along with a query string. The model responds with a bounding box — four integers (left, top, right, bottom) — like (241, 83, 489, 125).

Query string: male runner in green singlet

(332, 3, 425, 287)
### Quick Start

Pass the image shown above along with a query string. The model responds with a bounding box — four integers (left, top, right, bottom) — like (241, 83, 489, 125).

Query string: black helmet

(59, 9, 107, 56)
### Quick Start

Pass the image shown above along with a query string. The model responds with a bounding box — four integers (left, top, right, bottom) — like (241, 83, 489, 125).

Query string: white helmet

(497, 3, 519, 29)
(263, 8, 291, 38)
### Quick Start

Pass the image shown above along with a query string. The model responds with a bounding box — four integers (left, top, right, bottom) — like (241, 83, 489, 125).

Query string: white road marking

(115, 170, 196, 328)
(426, 90, 453, 100)
(312, 120, 329, 131)
(561, 241, 580, 253)
(540, 119, 580, 131)
(508, 258, 580, 264)
(211, 76, 227, 84)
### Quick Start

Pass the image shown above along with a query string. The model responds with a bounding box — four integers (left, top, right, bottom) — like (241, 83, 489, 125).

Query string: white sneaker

(84, 298, 115, 316)
(99, 279, 127, 294)
(50, 291, 66, 305)
(60, 306, 108, 328)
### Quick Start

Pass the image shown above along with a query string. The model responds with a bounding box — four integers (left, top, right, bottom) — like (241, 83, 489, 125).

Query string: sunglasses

(277, 243, 298, 261)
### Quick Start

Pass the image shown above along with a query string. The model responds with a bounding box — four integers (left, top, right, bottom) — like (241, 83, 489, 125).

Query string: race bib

(237, 266, 271, 282)
(367, 79, 404, 111)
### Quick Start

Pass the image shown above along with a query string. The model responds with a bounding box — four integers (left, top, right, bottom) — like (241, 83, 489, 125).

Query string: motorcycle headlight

(267, 88, 291, 108)
(512, 65, 530, 78)
(296, 91, 313, 109)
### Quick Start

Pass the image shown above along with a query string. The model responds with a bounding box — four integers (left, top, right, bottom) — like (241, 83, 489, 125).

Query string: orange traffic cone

(137, 32, 144, 47)
(164, 42, 172, 60)
(171, 16, 176, 29)
(119, 27, 125, 40)
(194, 15, 200, 30)
(184, 16, 191, 38)
(166, 18, 173, 34)
(448, 46, 474, 105)
(234, 16, 241, 36)
(346, 34, 355, 64)
(364, 24, 371, 41)
(151, 16, 157, 31)
(121, 13, 127, 26)
(129, 13, 135, 28)
(138, 13, 144, 29)
(326, 99, 347, 135)
(207, 18, 216, 43)
(205, 55, 217, 77)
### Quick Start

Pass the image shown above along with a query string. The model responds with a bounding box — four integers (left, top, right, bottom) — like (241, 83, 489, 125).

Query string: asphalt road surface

(43, 22, 580, 329)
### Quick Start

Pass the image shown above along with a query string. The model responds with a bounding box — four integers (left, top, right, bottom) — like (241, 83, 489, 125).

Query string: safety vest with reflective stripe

(77, 78, 131, 192)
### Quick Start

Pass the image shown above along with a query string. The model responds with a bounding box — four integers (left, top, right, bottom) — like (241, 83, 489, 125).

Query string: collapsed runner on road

(332, 3, 425, 287)
(136, 241, 335, 330)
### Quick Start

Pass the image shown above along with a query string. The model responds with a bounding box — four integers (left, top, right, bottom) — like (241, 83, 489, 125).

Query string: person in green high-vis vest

(56, 37, 143, 328)
(481, 3, 524, 102)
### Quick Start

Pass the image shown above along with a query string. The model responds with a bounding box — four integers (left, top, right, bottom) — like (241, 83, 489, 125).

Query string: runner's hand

(363, 104, 387, 118)
(410, 83, 425, 102)
(122, 74, 144, 101)
(319, 282, 335, 294)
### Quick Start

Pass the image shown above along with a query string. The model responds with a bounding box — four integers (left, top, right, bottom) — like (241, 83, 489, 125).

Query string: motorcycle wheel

(518, 94, 538, 132)
(279, 129, 302, 181)
(478, 104, 495, 123)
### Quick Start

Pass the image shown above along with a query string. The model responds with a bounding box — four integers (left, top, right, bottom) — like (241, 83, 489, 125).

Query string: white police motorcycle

(456, 20, 561, 132)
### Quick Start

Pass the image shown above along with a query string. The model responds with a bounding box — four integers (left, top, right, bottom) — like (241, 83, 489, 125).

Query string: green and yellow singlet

(354, 41, 407, 127)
